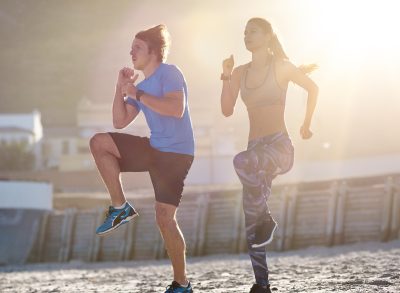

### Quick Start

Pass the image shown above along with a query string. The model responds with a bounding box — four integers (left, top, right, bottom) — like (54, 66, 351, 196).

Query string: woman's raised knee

(233, 151, 248, 170)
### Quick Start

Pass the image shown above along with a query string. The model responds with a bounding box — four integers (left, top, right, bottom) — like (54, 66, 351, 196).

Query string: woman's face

(244, 21, 271, 52)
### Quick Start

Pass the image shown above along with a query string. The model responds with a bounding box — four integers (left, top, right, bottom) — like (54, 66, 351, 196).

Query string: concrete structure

(42, 127, 84, 170)
(0, 110, 43, 169)
(0, 180, 53, 210)
(0, 180, 53, 264)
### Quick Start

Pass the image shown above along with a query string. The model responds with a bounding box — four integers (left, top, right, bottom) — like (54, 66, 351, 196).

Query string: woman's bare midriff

(247, 105, 287, 141)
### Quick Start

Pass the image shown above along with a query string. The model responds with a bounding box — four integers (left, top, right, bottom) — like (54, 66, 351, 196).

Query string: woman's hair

(248, 17, 317, 74)
(135, 24, 171, 62)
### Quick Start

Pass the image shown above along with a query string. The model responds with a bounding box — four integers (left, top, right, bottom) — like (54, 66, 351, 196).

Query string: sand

(1, 240, 399, 293)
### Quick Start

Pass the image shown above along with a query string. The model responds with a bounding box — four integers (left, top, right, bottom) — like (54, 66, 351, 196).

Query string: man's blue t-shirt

(125, 63, 195, 156)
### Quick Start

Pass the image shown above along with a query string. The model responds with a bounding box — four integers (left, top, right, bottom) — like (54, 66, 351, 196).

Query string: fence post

(232, 191, 243, 253)
(36, 211, 49, 263)
(59, 208, 76, 262)
(334, 181, 347, 245)
(276, 186, 289, 251)
(195, 193, 210, 256)
(389, 177, 400, 240)
(283, 186, 297, 251)
(90, 207, 104, 262)
(326, 182, 339, 246)
(122, 218, 136, 261)
(381, 177, 394, 242)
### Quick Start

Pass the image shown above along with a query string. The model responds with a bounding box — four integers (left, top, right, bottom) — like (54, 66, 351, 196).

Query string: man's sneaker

(165, 281, 193, 293)
(249, 284, 272, 293)
(96, 202, 138, 236)
(252, 214, 278, 248)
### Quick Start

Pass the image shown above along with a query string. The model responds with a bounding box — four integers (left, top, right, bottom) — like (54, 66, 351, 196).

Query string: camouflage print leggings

(233, 131, 294, 287)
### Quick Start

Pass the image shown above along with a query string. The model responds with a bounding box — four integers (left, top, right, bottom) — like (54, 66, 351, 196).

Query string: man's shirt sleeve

(162, 65, 185, 94)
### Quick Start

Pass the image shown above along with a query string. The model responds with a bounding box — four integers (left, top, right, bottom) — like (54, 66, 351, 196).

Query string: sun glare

(310, 0, 400, 67)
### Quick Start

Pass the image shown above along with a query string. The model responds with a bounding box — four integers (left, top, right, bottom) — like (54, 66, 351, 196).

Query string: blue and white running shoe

(165, 281, 193, 293)
(96, 202, 138, 236)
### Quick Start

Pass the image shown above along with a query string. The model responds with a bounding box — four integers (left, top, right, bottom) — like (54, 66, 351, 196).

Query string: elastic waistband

(247, 131, 289, 149)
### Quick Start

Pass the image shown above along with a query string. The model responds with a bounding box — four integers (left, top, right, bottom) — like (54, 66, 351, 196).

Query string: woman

(220, 18, 318, 293)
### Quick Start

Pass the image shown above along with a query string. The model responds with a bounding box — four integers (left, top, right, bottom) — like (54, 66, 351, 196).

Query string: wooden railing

(23, 174, 400, 263)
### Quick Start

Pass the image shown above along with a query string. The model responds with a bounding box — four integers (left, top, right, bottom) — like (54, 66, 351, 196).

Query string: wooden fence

(25, 174, 400, 263)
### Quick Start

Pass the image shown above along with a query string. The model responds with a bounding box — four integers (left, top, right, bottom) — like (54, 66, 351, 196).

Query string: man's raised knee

(89, 133, 107, 155)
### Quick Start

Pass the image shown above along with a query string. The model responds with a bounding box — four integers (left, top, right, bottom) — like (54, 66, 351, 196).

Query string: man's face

(130, 38, 152, 70)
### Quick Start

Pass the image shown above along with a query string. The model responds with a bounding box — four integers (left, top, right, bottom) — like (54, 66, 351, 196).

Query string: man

(90, 24, 194, 293)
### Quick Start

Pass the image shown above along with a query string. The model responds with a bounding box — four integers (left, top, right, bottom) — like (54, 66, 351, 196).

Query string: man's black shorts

(109, 132, 194, 207)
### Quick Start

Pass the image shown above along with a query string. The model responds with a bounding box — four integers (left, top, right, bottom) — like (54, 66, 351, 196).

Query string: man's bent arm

(139, 91, 184, 118)
(112, 86, 140, 129)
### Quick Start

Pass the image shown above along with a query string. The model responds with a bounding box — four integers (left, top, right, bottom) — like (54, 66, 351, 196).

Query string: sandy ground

(1, 240, 399, 293)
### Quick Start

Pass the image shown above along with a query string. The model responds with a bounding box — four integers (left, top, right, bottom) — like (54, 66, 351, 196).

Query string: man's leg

(155, 201, 188, 286)
(89, 133, 125, 206)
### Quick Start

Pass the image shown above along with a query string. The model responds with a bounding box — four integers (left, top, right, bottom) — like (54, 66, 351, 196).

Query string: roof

(0, 126, 34, 135)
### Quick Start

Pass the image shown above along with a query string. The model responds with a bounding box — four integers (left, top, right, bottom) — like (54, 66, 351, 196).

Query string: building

(0, 110, 43, 169)
(0, 180, 53, 210)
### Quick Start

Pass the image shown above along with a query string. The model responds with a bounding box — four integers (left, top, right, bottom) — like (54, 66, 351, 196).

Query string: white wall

(0, 111, 42, 142)
(0, 181, 53, 210)
(187, 153, 400, 186)
(275, 153, 400, 184)
(0, 110, 44, 169)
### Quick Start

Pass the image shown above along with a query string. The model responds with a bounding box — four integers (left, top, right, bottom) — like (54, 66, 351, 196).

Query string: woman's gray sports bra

(240, 57, 287, 109)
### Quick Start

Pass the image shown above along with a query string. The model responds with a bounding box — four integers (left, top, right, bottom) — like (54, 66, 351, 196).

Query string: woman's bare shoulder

(232, 63, 249, 77)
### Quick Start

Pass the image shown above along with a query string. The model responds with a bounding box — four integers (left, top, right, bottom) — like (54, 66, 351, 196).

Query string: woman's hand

(300, 125, 313, 139)
(222, 54, 234, 76)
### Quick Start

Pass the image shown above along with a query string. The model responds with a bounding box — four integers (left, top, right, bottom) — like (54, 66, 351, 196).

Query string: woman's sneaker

(165, 281, 193, 293)
(249, 284, 272, 293)
(96, 202, 138, 235)
(252, 214, 278, 248)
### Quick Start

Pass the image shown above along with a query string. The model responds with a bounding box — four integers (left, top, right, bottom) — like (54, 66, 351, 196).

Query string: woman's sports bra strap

(240, 56, 287, 109)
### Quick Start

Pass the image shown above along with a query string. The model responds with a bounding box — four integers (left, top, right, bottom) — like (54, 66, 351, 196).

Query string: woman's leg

(234, 149, 271, 287)
(233, 134, 294, 287)
(243, 185, 272, 287)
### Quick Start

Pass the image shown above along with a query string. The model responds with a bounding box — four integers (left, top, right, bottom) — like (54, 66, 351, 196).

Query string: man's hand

(300, 125, 313, 140)
(117, 67, 135, 88)
(121, 74, 139, 98)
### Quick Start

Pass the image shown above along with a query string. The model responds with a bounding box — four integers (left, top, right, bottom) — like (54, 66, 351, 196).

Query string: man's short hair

(135, 24, 171, 62)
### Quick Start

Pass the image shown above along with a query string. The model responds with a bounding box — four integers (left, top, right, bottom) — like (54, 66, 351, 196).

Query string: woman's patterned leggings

(233, 132, 294, 287)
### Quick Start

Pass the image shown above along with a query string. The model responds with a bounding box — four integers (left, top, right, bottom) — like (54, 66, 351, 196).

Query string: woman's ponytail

(271, 34, 317, 75)
(247, 18, 317, 75)
(298, 64, 318, 75)
(270, 34, 289, 60)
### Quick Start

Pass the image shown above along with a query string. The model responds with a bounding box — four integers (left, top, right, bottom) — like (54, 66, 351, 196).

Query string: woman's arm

(220, 55, 242, 117)
(286, 61, 319, 139)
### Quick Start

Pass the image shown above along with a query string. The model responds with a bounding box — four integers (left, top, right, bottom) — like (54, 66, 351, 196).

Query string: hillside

(0, 0, 132, 126)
